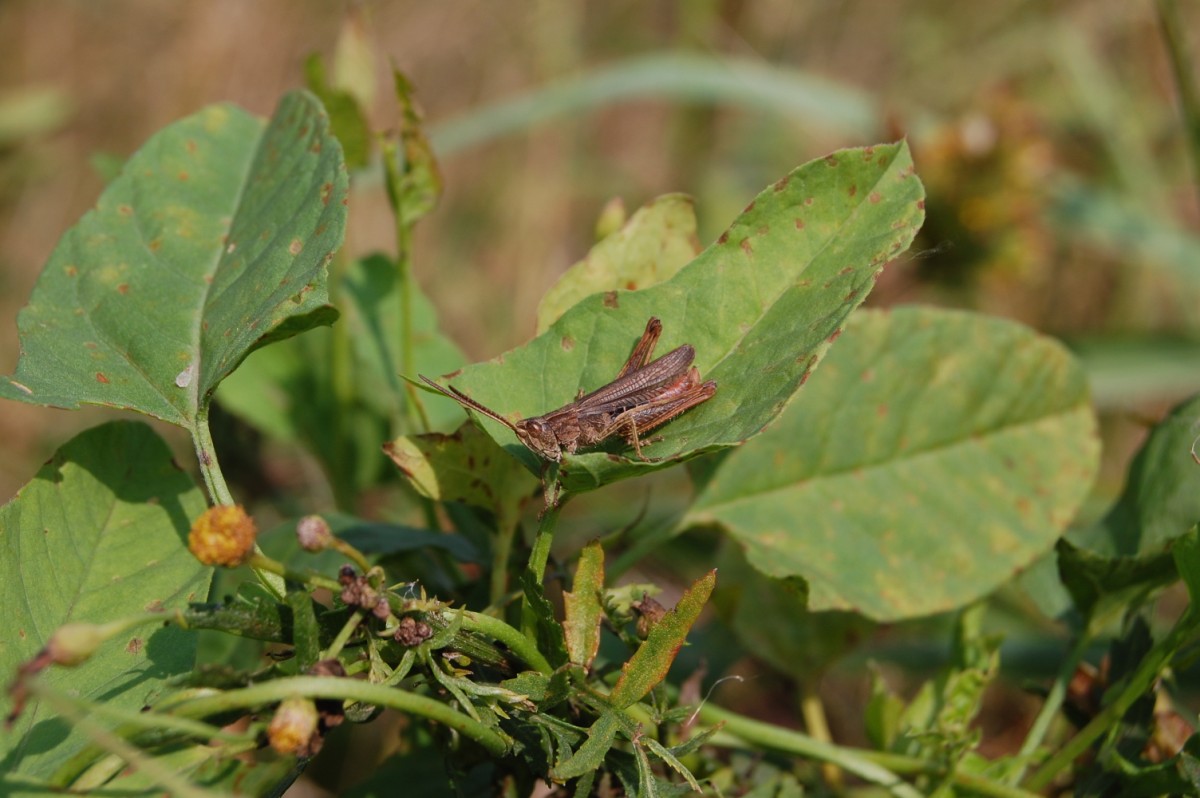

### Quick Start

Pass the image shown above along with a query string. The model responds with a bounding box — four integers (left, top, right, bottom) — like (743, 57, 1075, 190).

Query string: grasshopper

(419, 317, 716, 468)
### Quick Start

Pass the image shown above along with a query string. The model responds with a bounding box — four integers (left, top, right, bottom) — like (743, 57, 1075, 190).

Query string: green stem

(1024, 614, 1197, 791)
(321, 609, 366, 661)
(1007, 632, 1091, 784)
(699, 702, 1044, 798)
(246, 553, 340, 593)
(490, 518, 518, 607)
(168, 675, 509, 756)
(522, 498, 564, 640)
(32, 683, 223, 798)
(698, 702, 922, 798)
(193, 417, 286, 599)
(454, 609, 553, 674)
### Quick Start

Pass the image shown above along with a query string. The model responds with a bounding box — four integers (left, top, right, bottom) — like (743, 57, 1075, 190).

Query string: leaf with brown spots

(0, 91, 348, 435)
(685, 308, 1099, 622)
(1, 421, 210, 783)
(536, 194, 701, 333)
(443, 143, 925, 492)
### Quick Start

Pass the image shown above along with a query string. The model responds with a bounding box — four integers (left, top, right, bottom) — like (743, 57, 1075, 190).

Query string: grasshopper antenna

(418, 375, 519, 432)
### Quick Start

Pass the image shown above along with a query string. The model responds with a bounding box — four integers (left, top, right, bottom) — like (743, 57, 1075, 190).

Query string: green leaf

(713, 540, 872, 677)
(563, 541, 606, 669)
(0, 91, 348, 433)
(609, 569, 716, 709)
(1174, 527, 1200, 609)
(305, 53, 371, 171)
(286, 590, 321, 671)
(0, 421, 211, 786)
(441, 143, 924, 493)
(385, 69, 442, 228)
(536, 194, 701, 333)
(686, 307, 1099, 621)
(1057, 537, 1181, 625)
(550, 709, 621, 781)
(520, 572, 570, 669)
(1077, 393, 1200, 557)
(385, 422, 536, 534)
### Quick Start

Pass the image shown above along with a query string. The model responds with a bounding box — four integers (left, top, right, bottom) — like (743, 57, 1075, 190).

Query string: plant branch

(1007, 631, 1091, 784)
(167, 675, 510, 756)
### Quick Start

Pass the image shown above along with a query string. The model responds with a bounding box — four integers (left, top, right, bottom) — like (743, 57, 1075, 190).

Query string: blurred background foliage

(1, 1, 1199, 789)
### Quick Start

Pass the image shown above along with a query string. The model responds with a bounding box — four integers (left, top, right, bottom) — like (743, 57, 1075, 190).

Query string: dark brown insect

(419, 317, 716, 463)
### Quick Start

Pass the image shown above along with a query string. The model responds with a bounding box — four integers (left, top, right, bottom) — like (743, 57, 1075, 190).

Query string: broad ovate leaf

(1, 421, 211, 786)
(536, 194, 701, 333)
(686, 308, 1098, 621)
(0, 91, 348, 430)
(438, 143, 924, 493)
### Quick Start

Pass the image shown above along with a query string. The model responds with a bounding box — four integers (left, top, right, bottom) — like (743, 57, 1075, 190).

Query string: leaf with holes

(0, 91, 348, 434)
(430, 143, 924, 493)
(684, 307, 1098, 621)
(0, 421, 211, 787)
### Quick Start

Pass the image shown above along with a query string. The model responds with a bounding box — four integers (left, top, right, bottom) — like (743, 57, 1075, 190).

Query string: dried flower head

(188, 505, 257, 567)
(267, 696, 320, 756)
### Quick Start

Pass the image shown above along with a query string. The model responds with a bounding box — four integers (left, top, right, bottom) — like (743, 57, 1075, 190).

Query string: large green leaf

(536, 194, 701, 333)
(0, 91, 348, 430)
(686, 307, 1099, 621)
(0, 421, 211, 787)
(437, 143, 924, 493)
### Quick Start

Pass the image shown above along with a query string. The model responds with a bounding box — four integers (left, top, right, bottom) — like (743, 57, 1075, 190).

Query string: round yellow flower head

(188, 504, 257, 567)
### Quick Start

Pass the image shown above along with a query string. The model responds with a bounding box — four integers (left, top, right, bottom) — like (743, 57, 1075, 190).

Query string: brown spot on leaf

(756, 225, 769, 236)
(845, 290, 859, 302)
(117, 284, 129, 295)
(827, 328, 842, 344)
(289, 239, 303, 256)
(876, 404, 888, 417)
(825, 155, 839, 166)
(624, 280, 638, 290)
(863, 146, 875, 160)
(839, 267, 854, 275)
(96, 372, 109, 384)
(773, 176, 790, 192)
(743, 200, 756, 213)
(117, 204, 133, 216)
(144, 599, 164, 612)
(126, 638, 143, 655)
(310, 140, 323, 154)
(848, 184, 858, 197)
(917, 199, 926, 210)
(321, 182, 333, 205)
(186, 139, 197, 154)
(740, 238, 753, 255)
(561, 335, 575, 351)
(148, 238, 161, 252)
(861, 369, 875, 382)
(64, 265, 77, 277)
(717, 231, 729, 245)
(603, 291, 619, 308)
(177, 171, 189, 181)
(794, 218, 805, 230)
(804, 197, 814, 206)
(869, 192, 881, 204)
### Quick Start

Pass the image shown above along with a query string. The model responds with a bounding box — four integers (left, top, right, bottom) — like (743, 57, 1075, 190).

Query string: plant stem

(321, 609, 365, 660)
(800, 684, 843, 790)
(699, 702, 1045, 798)
(490, 517, 518, 607)
(698, 702, 923, 798)
(527, 499, 564, 584)
(1007, 631, 1090, 784)
(167, 675, 510, 756)
(246, 552, 341, 593)
(32, 683, 222, 798)
(454, 609, 553, 674)
(1023, 613, 1198, 790)
(193, 416, 286, 599)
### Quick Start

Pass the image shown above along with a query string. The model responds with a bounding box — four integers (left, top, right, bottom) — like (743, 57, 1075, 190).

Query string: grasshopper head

(515, 418, 562, 462)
